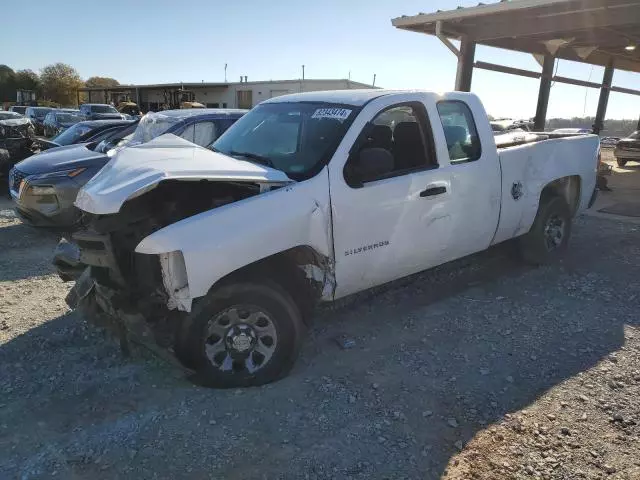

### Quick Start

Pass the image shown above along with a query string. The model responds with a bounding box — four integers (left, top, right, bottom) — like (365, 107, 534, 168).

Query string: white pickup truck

(61, 90, 600, 388)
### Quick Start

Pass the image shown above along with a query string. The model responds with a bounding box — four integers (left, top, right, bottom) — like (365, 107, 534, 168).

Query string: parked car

(614, 131, 640, 167)
(600, 136, 620, 148)
(42, 119, 134, 149)
(43, 110, 83, 137)
(0, 111, 36, 176)
(79, 104, 125, 120)
(59, 90, 600, 388)
(10, 109, 245, 227)
(8, 105, 28, 115)
(25, 107, 55, 135)
(491, 119, 532, 134)
(552, 128, 591, 134)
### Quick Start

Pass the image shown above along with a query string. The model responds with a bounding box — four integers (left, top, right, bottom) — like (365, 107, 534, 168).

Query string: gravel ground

(0, 195, 639, 480)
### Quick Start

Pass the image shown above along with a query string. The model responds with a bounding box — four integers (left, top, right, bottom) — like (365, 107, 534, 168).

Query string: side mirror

(346, 147, 394, 187)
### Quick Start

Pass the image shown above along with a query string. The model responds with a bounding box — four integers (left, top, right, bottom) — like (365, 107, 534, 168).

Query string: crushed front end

(60, 180, 263, 361)
(0, 120, 36, 176)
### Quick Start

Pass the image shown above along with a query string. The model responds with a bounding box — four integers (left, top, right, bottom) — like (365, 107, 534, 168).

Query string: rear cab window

(436, 101, 481, 163)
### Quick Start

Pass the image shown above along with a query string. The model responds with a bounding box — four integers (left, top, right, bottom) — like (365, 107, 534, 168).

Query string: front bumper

(614, 147, 640, 160)
(11, 174, 84, 227)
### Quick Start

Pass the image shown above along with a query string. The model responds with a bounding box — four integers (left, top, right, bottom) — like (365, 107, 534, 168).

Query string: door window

(180, 124, 195, 142)
(436, 101, 481, 163)
(193, 121, 218, 146)
(344, 103, 435, 186)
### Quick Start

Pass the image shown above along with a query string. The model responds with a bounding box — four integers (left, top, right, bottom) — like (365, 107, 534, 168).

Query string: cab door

(329, 95, 456, 299)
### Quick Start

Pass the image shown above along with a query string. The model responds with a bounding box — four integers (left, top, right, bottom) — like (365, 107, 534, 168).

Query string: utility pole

(372, 73, 376, 87)
(224, 63, 227, 82)
(302, 65, 305, 81)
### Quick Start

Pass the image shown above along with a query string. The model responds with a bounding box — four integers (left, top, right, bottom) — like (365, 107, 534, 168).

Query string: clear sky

(4, 0, 639, 119)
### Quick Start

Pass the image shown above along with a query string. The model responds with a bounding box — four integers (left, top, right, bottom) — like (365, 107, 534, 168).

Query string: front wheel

(176, 282, 305, 388)
(518, 195, 572, 265)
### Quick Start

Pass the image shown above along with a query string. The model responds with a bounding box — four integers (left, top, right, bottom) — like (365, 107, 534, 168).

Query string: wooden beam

(468, 5, 638, 42)
(552, 75, 602, 89)
(474, 61, 541, 79)
(611, 85, 640, 96)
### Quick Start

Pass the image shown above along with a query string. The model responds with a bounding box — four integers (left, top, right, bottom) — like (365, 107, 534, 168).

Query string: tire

(175, 281, 305, 388)
(518, 195, 572, 265)
(616, 158, 627, 167)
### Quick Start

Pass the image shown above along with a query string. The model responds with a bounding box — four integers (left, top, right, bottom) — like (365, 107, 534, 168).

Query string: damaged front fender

(135, 170, 334, 307)
(159, 251, 192, 312)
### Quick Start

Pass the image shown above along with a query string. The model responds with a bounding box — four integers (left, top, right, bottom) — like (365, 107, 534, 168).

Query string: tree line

(0, 63, 118, 107)
(545, 117, 638, 137)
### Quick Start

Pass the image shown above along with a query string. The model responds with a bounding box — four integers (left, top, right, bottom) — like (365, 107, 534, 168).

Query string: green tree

(40, 63, 83, 106)
(14, 69, 40, 93)
(85, 76, 119, 89)
(0, 64, 16, 102)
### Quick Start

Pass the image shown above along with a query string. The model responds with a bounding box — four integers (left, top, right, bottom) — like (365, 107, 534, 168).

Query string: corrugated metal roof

(392, 0, 640, 73)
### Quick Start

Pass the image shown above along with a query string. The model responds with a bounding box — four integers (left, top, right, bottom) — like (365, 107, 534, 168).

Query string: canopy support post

(534, 55, 554, 131)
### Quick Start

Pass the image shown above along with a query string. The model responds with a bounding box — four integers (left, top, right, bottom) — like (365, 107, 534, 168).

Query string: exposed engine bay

(0, 117, 37, 176)
(59, 180, 264, 356)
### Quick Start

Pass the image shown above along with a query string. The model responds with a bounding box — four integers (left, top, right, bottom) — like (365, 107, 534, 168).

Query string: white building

(79, 78, 377, 112)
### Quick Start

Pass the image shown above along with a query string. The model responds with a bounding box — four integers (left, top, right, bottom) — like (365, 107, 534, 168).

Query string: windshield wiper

(228, 150, 275, 168)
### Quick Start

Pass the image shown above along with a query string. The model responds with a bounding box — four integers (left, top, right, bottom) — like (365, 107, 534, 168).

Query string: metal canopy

(392, 0, 640, 73)
(392, 0, 640, 133)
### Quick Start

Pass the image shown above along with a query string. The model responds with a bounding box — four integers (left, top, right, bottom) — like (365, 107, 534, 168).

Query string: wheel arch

(206, 245, 334, 323)
(540, 175, 581, 216)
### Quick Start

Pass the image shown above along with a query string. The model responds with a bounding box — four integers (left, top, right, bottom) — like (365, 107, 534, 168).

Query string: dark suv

(25, 107, 55, 135)
(79, 104, 124, 120)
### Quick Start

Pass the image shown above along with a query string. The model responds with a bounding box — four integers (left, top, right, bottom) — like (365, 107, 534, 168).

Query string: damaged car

(60, 90, 600, 388)
(13, 109, 245, 228)
(0, 111, 36, 177)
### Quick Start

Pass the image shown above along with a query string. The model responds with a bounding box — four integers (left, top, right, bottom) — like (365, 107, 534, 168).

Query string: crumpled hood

(75, 133, 293, 215)
(15, 143, 106, 175)
(0, 118, 31, 127)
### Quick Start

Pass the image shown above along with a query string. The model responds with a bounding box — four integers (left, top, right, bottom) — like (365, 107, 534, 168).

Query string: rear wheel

(616, 158, 628, 167)
(175, 282, 305, 388)
(519, 195, 572, 265)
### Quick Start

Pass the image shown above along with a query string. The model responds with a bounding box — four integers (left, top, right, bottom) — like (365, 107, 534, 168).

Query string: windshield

(628, 131, 640, 140)
(52, 123, 94, 145)
(129, 112, 184, 144)
(212, 102, 359, 179)
(55, 112, 84, 125)
(91, 105, 118, 114)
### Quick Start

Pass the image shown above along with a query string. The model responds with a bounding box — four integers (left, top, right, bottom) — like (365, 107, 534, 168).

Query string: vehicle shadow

(0, 216, 637, 479)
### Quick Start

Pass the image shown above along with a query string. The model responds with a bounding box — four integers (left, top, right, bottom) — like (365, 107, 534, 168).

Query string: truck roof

(263, 89, 410, 106)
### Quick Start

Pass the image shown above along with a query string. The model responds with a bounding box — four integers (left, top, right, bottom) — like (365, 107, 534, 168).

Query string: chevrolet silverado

(61, 90, 600, 388)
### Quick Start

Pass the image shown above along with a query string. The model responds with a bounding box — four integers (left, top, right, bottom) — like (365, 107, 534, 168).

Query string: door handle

(420, 186, 447, 197)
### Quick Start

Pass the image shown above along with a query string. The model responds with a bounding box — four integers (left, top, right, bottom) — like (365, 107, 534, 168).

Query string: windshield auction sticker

(311, 108, 352, 121)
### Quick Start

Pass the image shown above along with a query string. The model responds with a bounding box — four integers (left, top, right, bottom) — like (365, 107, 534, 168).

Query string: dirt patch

(1, 195, 639, 479)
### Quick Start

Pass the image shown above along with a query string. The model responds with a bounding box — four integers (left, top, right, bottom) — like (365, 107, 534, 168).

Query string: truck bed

(494, 131, 594, 150)
(492, 133, 600, 246)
